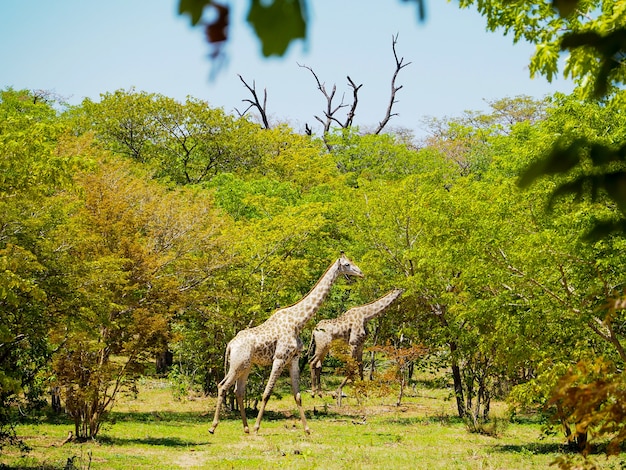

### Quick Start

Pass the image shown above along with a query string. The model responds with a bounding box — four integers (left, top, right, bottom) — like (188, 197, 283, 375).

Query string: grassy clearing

(1, 377, 623, 469)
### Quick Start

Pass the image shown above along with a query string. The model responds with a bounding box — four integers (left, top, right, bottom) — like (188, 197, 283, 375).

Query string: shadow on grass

(411, 377, 451, 390)
(19, 409, 208, 428)
(18, 408, 73, 426)
(108, 410, 205, 425)
(110, 407, 316, 428)
(379, 414, 464, 426)
(97, 435, 203, 447)
(493, 442, 568, 455)
(0, 465, 63, 470)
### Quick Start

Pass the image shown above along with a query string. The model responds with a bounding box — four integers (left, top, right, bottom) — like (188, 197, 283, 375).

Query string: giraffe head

(338, 252, 364, 279)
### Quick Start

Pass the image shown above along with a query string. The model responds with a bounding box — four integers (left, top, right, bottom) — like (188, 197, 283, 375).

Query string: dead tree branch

(345, 76, 362, 128)
(236, 74, 270, 129)
(299, 63, 357, 134)
(375, 34, 411, 135)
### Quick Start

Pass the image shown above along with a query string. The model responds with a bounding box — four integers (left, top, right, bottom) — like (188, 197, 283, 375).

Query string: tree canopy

(3, 85, 626, 462)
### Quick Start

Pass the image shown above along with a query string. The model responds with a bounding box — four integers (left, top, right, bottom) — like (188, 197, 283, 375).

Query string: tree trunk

(368, 324, 381, 381)
(51, 387, 63, 413)
(434, 305, 466, 418)
(156, 349, 173, 375)
(449, 343, 466, 419)
(396, 369, 406, 406)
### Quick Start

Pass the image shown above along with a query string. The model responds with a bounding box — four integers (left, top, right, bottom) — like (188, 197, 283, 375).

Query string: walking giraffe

(209, 252, 364, 435)
(309, 288, 404, 403)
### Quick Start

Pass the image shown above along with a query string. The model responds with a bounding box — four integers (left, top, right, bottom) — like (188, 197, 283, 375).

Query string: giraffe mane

(345, 288, 401, 310)
(274, 258, 339, 310)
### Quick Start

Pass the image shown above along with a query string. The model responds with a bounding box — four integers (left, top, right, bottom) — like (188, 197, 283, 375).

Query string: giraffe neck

(363, 290, 402, 322)
(288, 259, 341, 330)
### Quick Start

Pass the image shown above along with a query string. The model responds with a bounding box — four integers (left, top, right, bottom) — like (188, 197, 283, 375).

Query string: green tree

(421, 96, 548, 176)
(498, 94, 626, 455)
(327, 129, 431, 183)
(0, 88, 78, 447)
(337, 98, 626, 435)
(73, 89, 268, 185)
(458, 0, 626, 99)
(72, 89, 158, 162)
(150, 95, 265, 184)
(519, 90, 626, 237)
(48, 152, 228, 439)
(446, 1, 626, 243)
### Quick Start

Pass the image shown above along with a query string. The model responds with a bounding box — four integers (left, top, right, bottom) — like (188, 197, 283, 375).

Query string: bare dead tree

(32, 89, 65, 105)
(236, 35, 408, 139)
(298, 63, 362, 134)
(374, 34, 411, 135)
(300, 35, 407, 137)
(236, 74, 270, 129)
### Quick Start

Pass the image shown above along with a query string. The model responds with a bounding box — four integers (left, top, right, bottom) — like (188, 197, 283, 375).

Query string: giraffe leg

(289, 357, 310, 434)
(310, 357, 323, 398)
(234, 374, 250, 433)
(253, 358, 286, 434)
(210, 374, 236, 434)
(314, 364, 323, 397)
(309, 359, 317, 398)
(310, 345, 328, 398)
(355, 344, 365, 381)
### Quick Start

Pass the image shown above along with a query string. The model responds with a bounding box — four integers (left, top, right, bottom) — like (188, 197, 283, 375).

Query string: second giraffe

(308, 288, 404, 403)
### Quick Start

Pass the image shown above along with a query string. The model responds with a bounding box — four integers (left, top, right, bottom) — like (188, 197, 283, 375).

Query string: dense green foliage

(458, 0, 626, 99)
(2, 86, 626, 458)
(0, 0, 609, 464)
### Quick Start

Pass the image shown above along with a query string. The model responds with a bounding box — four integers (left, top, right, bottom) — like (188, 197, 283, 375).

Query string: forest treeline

(2, 87, 626, 455)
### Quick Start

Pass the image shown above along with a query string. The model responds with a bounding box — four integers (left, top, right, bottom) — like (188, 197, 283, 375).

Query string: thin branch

(494, 248, 577, 311)
(588, 315, 626, 363)
(375, 34, 411, 135)
(344, 76, 362, 128)
(237, 75, 270, 129)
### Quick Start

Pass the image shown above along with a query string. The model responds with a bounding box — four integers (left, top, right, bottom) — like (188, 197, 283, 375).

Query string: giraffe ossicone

(209, 252, 364, 435)
(308, 288, 404, 404)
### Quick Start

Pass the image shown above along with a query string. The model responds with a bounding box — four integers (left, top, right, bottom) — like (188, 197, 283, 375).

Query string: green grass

(1, 377, 624, 469)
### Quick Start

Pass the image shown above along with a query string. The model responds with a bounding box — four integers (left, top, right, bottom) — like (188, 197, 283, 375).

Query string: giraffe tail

(223, 343, 231, 376)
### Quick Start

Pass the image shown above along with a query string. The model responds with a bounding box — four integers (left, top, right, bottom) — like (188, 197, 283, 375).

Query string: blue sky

(0, 0, 573, 137)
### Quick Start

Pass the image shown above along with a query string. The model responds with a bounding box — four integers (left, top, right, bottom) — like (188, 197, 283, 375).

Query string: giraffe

(308, 288, 404, 403)
(209, 252, 364, 435)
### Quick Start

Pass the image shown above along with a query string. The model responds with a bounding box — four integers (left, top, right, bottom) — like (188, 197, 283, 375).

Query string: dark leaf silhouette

(520, 137, 626, 239)
(178, 0, 427, 61)
(178, 0, 213, 25)
(518, 139, 582, 188)
(561, 29, 626, 98)
(246, 0, 307, 57)
(551, 0, 579, 17)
